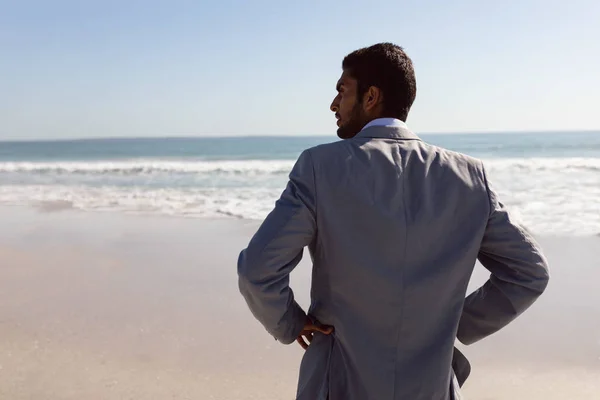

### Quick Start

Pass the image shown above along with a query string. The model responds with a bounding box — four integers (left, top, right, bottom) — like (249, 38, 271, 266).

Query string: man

(237, 43, 549, 400)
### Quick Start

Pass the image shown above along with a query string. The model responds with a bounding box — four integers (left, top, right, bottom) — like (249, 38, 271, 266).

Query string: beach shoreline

(1, 207, 599, 399)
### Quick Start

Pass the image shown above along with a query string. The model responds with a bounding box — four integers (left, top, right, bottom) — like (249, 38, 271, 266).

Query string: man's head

(330, 43, 417, 139)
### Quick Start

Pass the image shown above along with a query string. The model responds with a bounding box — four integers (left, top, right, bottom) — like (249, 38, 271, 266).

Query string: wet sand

(0, 207, 599, 399)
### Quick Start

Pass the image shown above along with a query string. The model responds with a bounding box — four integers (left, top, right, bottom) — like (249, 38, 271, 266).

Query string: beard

(337, 102, 367, 139)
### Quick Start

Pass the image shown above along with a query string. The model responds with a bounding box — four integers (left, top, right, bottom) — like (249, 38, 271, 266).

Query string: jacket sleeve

(457, 164, 550, 345)
(237, 150, 317, 344)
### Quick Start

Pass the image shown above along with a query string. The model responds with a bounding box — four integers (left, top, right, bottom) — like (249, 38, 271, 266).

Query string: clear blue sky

(1, 0, 599, 140)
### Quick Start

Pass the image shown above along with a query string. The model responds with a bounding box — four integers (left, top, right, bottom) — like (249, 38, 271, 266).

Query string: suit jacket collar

(355, 125, 421, 141)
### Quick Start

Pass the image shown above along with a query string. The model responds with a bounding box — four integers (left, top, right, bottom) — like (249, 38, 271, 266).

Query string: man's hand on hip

(296, 317, 334, 350)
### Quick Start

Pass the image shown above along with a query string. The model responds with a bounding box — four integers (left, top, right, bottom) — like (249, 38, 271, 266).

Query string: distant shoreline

(0, 204, 598, 238)
(1, 133, 598, 236)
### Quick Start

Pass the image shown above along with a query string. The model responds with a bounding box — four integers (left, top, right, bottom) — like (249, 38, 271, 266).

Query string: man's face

(330, 70, 367, 139)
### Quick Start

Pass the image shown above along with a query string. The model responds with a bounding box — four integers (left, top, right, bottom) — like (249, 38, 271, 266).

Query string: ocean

(1, 132, 599, 236)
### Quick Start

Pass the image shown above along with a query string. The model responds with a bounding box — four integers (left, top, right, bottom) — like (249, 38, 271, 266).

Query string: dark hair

(342, 43, 416, 121)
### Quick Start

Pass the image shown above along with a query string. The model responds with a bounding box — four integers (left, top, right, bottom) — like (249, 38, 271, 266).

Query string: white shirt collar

(361, 118, 408, 131)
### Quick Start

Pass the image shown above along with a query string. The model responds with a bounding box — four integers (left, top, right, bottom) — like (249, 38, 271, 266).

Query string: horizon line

(1, 129, 599, 143)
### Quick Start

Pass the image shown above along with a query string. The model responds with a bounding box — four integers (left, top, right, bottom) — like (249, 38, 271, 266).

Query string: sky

(1, 0, 599, 140)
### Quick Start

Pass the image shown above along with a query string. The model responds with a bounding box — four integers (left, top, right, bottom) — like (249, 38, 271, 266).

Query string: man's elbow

(516, 260, 550, 311)
(538, 268, 550, 294)
(237, 248, 259, 282)
(237, 250, 255, 298)
(532, 258, 550, 295)
(237, 248, 270, 301)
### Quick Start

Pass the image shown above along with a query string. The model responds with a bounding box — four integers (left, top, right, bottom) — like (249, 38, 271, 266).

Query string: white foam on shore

(0, 159, 296, 175)
(0, 157, 599, 174)
(0, 157, 598, 235)
(0, 185, 280, 220)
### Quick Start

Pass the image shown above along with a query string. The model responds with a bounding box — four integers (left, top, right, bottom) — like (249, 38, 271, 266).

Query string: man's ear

(364, 86, 382, 112)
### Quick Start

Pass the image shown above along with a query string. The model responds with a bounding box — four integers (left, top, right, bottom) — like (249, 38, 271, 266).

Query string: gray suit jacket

(238, 125, 549, 400)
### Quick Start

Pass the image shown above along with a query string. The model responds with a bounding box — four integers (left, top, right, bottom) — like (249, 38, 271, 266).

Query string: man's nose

(330, 100, 338, 113)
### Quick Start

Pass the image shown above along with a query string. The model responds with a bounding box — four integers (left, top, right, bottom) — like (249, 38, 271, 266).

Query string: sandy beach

(1, 206, 599, 399)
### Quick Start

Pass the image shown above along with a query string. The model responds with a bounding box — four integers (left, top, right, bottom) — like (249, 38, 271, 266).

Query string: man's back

(238, 125, 549, 400)
(299, 124, 491, 399)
